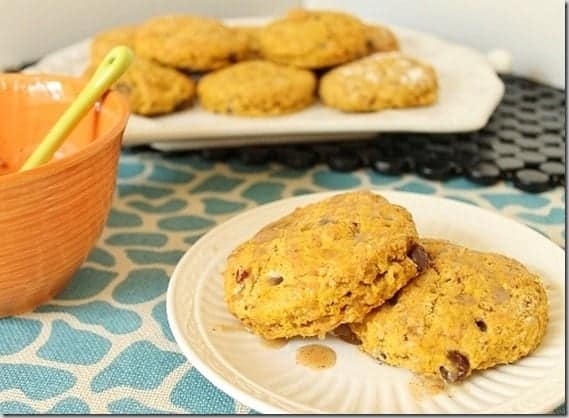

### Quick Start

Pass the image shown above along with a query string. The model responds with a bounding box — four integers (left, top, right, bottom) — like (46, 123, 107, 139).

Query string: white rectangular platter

(26, 17, 505, 149)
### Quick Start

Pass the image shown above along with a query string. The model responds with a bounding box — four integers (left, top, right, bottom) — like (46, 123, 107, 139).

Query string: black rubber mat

(194, 74, 565, 193)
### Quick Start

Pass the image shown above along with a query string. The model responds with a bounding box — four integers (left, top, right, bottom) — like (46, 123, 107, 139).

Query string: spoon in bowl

(19, 45, 133, 172)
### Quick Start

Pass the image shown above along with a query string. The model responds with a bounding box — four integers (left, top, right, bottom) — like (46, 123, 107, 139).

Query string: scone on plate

(364, 24, 400, 53)
(319, 52, 438, 112)
(88, 26, 196, 116)
(134, 15, 250, 71)
(197, 60, 316, 116)
(90, 25, 137, 63)
(224, 191, 428, 340)
(258, 9, 368, 69)
(232, 26, 264, 59)
(350, 239, 549, 382)
(109, 59, 196, 116)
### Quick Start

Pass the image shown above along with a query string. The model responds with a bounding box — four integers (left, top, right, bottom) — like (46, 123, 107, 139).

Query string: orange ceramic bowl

(0, 73, 129, 317)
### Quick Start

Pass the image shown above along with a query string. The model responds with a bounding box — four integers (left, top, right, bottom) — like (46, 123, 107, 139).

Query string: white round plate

(167, 191, 565, 414)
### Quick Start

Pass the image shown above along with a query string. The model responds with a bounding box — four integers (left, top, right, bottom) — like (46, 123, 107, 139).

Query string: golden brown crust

(351, 239, 549, 382)
(224, 191, 421, 339)
(197, 60, 316, 116)
(319, 52, 438, 112)
(89, 24, 196, 115)
(134, 15, 250, 71)
(259, 9, 368, 69)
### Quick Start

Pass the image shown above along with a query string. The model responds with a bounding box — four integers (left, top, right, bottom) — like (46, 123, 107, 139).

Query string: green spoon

(19, 45, 133, 172)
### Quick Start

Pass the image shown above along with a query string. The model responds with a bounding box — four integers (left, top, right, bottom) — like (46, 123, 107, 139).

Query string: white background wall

(0, 0, 565, 87)
(0, 0, 300, 70)
(306, 0, 565, 88)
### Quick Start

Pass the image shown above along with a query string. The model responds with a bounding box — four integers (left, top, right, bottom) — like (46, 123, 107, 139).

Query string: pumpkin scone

(197, 60, 316, 116)
(88, 28, 195, 116)
(134, 15, 250, 71)
(224, 191, 428, 340)
(109, 59, 195, 116)
(350, 239, 549, 383)
(364, 24, 400, 53)
(258, 9, 368, 69)
(319, 52, 438, 112)
(233, 26, 264, 59)
(91, 25, 137, 63)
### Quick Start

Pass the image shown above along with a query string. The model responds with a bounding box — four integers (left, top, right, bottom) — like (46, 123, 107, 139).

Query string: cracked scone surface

(134, 15, 250, 71)
(351, 239, 549, 382)
(197, 60, 316, 116)
(223, 191, 422, 340)
(319, 52, 438, 112)
(259, 9, 368, 69)
(88, 30, 195, 116)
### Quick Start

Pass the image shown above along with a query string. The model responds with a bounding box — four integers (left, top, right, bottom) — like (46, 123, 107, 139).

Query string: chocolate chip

(408, 244, 430, 272)
(440, 350, 471, 382)
(475, 319, 487, 332)
(374, 271, 385, 282)
(266, 274, 283, 286)
(386, 289, 401, 306)
(439, 366, 452, 381)
(448, 351, 470, 376)
(235, 267, 249, 283)
(331, 324, 361, 345)
(379, 351, 387, 360)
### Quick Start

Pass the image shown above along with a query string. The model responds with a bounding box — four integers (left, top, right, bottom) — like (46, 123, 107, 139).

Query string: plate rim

(166, 190, 565, 414)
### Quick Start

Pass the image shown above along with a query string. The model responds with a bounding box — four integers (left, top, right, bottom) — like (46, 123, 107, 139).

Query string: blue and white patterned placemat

(0, 150, 565, 414)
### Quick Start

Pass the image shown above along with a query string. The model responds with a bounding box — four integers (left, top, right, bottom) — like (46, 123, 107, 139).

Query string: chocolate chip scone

(364, 24, 400, 54)
(351, 239, 549, 383)
(197, 60, 316, 116)
(258, 9, 368, 69)
(91, 25, 137, 63)
(114, 59, 196, 116)
(88, 27, 196, 116)
(84, 58, 196, 116)
(233, 26, 264, 59)
(134, 15, 250, 71)
(319, 52, 438, 112)
(224, 191, 427, 340)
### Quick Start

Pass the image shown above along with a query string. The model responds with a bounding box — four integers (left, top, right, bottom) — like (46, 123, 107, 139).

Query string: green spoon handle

(20, 46, 133, 172)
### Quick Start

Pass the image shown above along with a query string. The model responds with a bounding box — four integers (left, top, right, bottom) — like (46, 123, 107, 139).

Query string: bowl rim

(0, 73, 130, 186)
